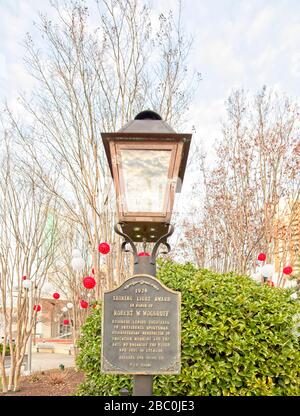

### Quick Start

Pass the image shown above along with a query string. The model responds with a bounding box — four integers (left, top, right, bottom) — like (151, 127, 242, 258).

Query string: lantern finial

(134, 110, 162, 120)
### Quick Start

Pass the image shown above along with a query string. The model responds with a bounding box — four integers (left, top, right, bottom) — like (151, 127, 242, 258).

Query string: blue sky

(0, 0, 299, 150)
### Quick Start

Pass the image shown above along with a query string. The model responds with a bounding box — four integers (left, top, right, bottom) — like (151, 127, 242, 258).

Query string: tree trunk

(0, 363, 8, 393)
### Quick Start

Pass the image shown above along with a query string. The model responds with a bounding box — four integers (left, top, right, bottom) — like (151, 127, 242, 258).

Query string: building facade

(273, 200, 300, 280)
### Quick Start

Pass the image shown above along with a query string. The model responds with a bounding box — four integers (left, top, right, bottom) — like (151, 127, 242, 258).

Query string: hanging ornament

(34, 305, 41, 312)
(261, 264, 274, 279)
(290, 292, 298, 300)
(138, 252, 150, 257)
(98, 242, 110, 255)
(71, 256, 85, 272)
(257, 253, 266, 261)
(22, 275, 27, 280)
(62, 307, 68, 313)
(63, 319, 70, 325)
(83, 276, 96, 289)
(67, 302, 73, 309)
(23, 280, 32, 289)
(72, 248, 81, 258)
(53, 293, 60, 300)
(80, 300, 89, 309)
(283, 266, 293, 275)
(92, 268, 95, 274)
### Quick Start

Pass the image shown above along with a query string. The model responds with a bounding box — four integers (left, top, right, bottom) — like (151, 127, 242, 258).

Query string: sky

(1, 0, 299, 143)
(0, 0, 299, 212)
(0, 0, 299, 273)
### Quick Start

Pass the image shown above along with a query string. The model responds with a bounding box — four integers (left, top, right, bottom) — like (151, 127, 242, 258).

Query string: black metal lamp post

(101, 110, 192, 395)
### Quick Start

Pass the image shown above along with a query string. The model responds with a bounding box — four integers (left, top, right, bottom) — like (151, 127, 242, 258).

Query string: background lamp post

(22, 279, 33, 374)
(101, 110, 192, 396)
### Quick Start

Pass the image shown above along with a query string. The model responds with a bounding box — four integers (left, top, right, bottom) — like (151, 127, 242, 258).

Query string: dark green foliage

(76, 261, 300, 396)
(0, 343, 15, 356)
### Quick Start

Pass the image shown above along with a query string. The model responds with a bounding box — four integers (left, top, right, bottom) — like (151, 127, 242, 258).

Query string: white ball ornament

(290, 293, 298, 301)
(261, 264, 274, 279)
(23, 280, 32, 289)
(71, 256, 85, 272)
(72, 248, 81, 258)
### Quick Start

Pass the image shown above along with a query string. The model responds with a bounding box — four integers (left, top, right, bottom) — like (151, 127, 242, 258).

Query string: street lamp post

(101, 110, 192, 396)
(22, 279, 33, 374)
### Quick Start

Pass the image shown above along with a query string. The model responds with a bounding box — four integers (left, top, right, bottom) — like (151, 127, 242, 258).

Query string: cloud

(246, 5, 277, 43)
(291, 53, 300, 77)
(0, 53, 7, 79)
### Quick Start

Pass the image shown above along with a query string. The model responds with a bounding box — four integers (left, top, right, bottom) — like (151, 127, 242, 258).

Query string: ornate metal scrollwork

(150, 223, 174, 264)
(114, 222, 174, 264)
(114, 223, 139, 264)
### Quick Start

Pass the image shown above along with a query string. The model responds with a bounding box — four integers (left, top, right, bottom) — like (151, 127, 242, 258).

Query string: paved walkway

(23, 352, 75, 374)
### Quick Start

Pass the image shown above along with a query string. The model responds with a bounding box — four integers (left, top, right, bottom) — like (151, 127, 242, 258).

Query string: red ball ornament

(283, 266, 293, 275)
(80, 300, 89, 309)
(98, 242, 110, 255)
(53, 292, 60, 300)
(83, 276, 96, 289)
(34, 305, 41, 312)
(138, 252, 150, 256)
(257, 253, 266, 261)
(22, 275, 27, 280)
(63, 319, 70, 325)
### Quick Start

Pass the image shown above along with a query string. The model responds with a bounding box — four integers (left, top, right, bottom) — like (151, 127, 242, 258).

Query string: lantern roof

(101, 110, 192, 192)
(118, 111, 176, 134)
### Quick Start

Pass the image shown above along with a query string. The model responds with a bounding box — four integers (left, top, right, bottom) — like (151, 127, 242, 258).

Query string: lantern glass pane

(120, 149, 171, 213)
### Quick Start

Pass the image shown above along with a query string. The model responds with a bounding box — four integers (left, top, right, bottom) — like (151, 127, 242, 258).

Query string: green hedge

(0, 344, 13, 356)
(76, 261, 300, 395)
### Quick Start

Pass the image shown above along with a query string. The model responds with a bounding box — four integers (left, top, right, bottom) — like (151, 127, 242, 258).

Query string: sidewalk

(23, 352, 75, 374)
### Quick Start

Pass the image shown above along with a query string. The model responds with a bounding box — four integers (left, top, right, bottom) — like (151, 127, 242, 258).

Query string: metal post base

(133, 375, 153, 396)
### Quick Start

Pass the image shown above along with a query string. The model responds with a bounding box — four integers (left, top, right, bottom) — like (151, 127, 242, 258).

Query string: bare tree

(183, 87, 300, 279)
(46, 214, 110, 358)
(0, 129, 58, 392)
(6, 0, 199, 299)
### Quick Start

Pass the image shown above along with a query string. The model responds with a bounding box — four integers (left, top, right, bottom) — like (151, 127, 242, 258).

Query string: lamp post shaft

(133, 256, 156, 277)
(132, 256, 155, 396)
(133, 375, 153, 396)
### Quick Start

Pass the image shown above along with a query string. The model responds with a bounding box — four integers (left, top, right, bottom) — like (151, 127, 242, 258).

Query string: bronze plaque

(101, 274, 181, 374)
